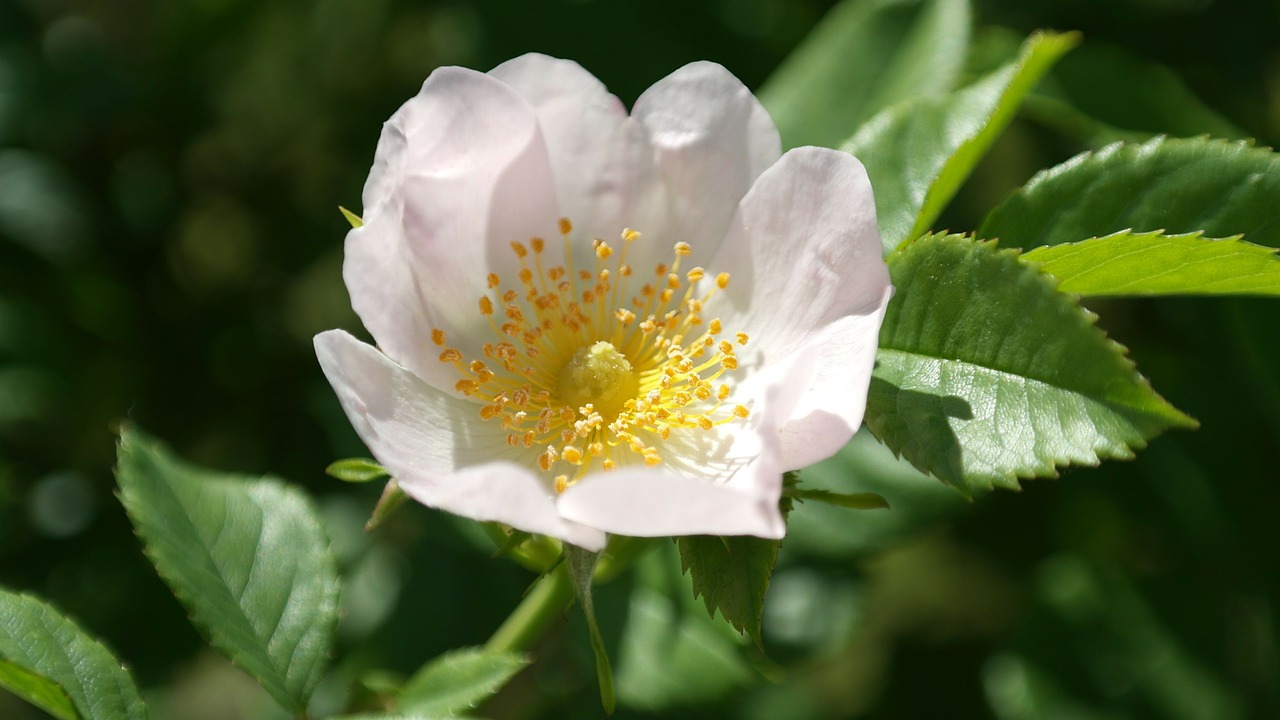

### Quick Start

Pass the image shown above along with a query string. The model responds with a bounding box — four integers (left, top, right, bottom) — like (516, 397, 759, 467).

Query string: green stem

(484, 564, 575, 654)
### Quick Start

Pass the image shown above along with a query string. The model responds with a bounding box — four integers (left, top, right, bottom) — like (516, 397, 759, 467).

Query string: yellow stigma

(432, 218, 752, 492)
(557, 341, 638, 420)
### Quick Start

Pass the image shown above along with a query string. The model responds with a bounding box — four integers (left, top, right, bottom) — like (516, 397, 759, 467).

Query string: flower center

(431, 218, 751, 493)
(556, 341, 638, 422)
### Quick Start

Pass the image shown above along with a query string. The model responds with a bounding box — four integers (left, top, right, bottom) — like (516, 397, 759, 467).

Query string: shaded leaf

(564, 545, 614, 714)
(676, 535, 780, 646)
(1023, 230, 1280, 296)
(397, 647, 528, 717)
(980, 137, 1280, 250)
(0, 589, 147, 720)
(115, 425, 339, 712)
(760, 0, 970, 149)
(847, 31, 1077, 252)
(868, 234, 1196, 492)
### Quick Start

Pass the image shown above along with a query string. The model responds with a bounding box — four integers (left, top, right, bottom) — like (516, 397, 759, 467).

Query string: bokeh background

(2, 0, 1279, 718)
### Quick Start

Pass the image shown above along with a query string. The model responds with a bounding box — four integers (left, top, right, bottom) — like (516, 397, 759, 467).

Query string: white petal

(632, 62, 780, 259)
(345, 66, 561, 387)
(490, 54, 664, 248)
(315, 329, 605, 550)
(710, 147, 892, 467)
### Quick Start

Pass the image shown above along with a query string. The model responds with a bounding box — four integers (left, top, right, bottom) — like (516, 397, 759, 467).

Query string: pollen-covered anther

(562, 446, 584, 465)
(439, 348, 462, 363)
(554, 475, 569, 493)
(733, 405, 750, 418)
(716, 272, 730, 289)
(432, 329, 446, 346)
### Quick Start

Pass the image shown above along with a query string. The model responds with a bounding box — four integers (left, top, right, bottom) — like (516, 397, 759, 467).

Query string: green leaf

(0, 589, 147, 720)
(868, 234, 1196, 493)
(788, 488, 890, 510)
(760, 0, 971, 150)
(397, 647, 529, 717)
(325, 457, 388, 483)
(980, 137, 1280, 250)
(676, 534, 781, 646)
(564, 545, 614, 714)
(365, 478, 409, 531)
(846, 31, 1077, 252)
(0, 661, 78, 720)
(115, 425, 340, 712)
(1022, 230, 1280, 296)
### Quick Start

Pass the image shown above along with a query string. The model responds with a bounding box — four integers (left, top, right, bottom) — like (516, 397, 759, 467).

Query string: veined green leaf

(980, 137, 1280, 250)
(397, 647, 528, 717)
(1023, 230, 1280, 296)
(846, 31, 1077, 252)
(115, 425, 340, 712)
(0, 589, 147, 720)
(760, 0, 971, 150)
(868, 234, 1196, 493)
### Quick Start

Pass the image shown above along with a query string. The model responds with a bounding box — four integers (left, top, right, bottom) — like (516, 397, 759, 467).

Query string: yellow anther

(562, 446, 583, 465)
(439, 348, 462, 363)
(719, 340, 734, 354)
(697, 416, 714, 430)
(478, 296, 493, 315)
(619, 264, 632, 277)
(716, 272, 730, 289)
(558, 217, 573, 235)
(709, 318, 722, 334)
(718, 384, 730, 401)
(622, 228, 639, 242)
(733, 405, 750, 418)
(519, 267, 533, 284)
(667, 273, 681, 289)
(736, 332, 749, 345)
(531, 237, 545, 252)
(588, 442, 605, 457)
(455, 379, 480, 395)
(487, 273, 500, 288)
(603, 459, 616, 470)
(596, 243, 613, 259)
(538, 448, 556, 471)
(615, 308, 636, 324)
(480, 404, 502, 420)
(431, 328, 446, 346)
(511, 241, 527, 258)
(721, 356, 738, 369)
(674, 242, 691, 256)
(643, 449, 662, 466)
(554, 475, 569, 493)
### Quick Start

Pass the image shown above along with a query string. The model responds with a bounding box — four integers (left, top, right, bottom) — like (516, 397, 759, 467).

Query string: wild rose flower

(316, 54, 892, 551)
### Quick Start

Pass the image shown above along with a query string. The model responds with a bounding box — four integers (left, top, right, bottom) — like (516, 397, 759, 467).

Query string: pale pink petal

(709, 147, 891, 468)
(489, 54, 665, 250)
(632, 61, 780, 261)
(315, 329, 605, 550)
(345, 66, 561, 388)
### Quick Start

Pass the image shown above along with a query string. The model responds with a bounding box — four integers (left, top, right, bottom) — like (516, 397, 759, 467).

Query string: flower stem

(484, 564, 575, 654)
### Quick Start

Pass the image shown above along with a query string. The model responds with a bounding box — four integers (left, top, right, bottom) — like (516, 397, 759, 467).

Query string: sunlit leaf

(397, 647, 528, 717)
(1023, 230, 1280, 296)
(867, 234, 1196, 492)
(760, 0, 971, 149)
(980, 137, 1280, 250)
(846, 31, 1077, 252)
(0, 589, 147, 720)
(115, 425, 340, 712)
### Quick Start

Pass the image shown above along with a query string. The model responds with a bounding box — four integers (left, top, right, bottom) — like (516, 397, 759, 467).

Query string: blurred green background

(2, 0, 1278, 718)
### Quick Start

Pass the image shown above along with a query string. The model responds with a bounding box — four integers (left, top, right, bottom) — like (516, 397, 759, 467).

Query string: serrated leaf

(397, 647, 528, 716)
(115, 425, 339, 712)
(564, 545, 615, 714)
(1022, 230, 1280, 296)
(760, 0, 970, 150)
(980, 137, 1280, 250)
(676, 535, 780, 647)
(846, 31, 1077, 252)
(325, 457, 388, 483)
(867, 234, 1196, 492)
(0, 589, 147, 720)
